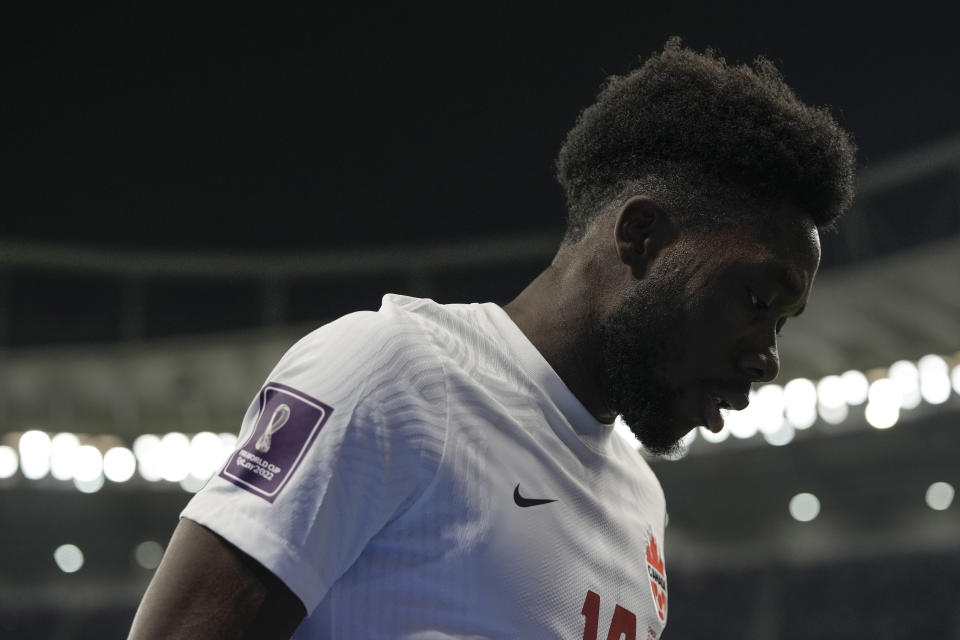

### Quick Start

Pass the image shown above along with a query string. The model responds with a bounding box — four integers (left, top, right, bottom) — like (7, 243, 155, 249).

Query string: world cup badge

(220, 382, 333, 502)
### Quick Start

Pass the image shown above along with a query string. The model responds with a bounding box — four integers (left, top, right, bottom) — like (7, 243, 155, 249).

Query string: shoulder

(286, 302, 436, 361)
(273, 300, 445, 387)
(261, 299, 450, 432)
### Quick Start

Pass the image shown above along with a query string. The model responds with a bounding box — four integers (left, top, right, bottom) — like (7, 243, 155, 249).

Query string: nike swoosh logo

(513, 483, 557, 508)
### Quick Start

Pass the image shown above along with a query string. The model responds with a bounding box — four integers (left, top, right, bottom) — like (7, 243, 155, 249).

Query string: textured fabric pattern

(181, 294, 668, 639)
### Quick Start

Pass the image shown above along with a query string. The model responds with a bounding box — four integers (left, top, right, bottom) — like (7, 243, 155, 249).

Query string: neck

(502, 255, 617, 424)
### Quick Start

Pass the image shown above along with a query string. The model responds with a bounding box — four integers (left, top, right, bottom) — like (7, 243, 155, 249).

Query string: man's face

(598, 213, 821, 456)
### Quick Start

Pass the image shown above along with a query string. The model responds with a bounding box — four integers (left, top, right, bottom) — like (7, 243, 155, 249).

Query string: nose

(739, 344, 780, 383)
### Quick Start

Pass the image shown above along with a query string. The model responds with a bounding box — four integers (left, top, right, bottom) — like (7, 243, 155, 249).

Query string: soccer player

(128, 39, 855, 639)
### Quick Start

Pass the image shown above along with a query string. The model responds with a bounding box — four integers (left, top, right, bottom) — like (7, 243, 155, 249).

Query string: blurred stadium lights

(103, 447, 137, 482)
(926, 482, 956, 511)
(840, 369, 869, 405)
(18, 430, 52, 480)
(133, 434, 163, 482)
(919, 354, 952, 404)
(762, 422, 796, 447)
(133, 541, 164, 570)
(158, 432, 190, 483)
(754, 385, 786, 433)
(783, 378, 818, 429)
(0, 445, 17, 478)
(74, 474, 104, 494)
(889, 360, 922, 409)
(0, 354, 957, 492)
(816, 375, 848, 424)
(52, 544, 84, 574)
(865, 378, 901, 429)
(789, 492, 821, 522)
(726, 401, 758, 439)
(50, 433, 80, 480)
(73, 445, 103, 483)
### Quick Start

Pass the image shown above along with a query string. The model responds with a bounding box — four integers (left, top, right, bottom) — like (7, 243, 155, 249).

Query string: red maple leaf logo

(646, 535, 664, 575)
(645, 534, 667, 623)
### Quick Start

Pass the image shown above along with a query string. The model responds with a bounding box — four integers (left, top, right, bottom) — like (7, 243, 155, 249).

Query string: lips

(711, 389, 750, 411)
(702, 384, 751, 432)
(703, 394, 725, 432)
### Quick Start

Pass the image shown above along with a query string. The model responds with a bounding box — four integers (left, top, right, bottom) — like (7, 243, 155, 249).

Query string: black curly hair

(556, 37, 857, 241)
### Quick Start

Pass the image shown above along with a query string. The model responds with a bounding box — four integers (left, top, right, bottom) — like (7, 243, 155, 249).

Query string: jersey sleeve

(179, 309, 449, 613)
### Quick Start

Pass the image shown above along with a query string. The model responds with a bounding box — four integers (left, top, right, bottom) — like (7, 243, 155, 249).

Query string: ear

(613, 195, 678, 277)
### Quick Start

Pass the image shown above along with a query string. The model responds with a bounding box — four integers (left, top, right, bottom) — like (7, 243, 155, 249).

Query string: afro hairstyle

(556, 37, 857, 241)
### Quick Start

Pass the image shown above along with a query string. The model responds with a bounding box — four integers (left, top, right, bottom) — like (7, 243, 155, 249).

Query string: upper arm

(132, 309, 448, 636)
(128, 518, 306, 640)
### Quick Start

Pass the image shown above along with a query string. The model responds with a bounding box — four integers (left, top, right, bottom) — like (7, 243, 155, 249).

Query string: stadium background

(1, 3, 959, 638)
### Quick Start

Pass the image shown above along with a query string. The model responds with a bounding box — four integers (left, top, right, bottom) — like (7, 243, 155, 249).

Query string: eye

(747, 289, 769, 310)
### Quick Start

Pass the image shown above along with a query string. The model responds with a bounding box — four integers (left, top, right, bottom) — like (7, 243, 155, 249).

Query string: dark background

(1, 3, 959, 639)
(3, 2, 958, 251)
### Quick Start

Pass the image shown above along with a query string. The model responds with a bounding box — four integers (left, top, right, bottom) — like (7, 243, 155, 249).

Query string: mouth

(703, 394, 726, 433)
(711, 394, 733, 410)
(702, 388, 751, 433)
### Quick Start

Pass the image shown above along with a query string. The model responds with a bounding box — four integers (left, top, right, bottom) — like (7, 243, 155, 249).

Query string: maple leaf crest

(646, 535, 665, 575)
(645, 533, 668, 623)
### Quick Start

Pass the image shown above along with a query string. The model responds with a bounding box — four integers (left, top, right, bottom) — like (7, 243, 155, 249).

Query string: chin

(628, 418, 689, 458)
(641, 438, 687, 459)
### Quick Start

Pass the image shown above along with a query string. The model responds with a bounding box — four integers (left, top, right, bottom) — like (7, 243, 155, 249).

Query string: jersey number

(580, 589, 639, 640)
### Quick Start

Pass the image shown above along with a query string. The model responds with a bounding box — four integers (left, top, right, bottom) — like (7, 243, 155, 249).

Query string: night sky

(3, 3, 958, 251)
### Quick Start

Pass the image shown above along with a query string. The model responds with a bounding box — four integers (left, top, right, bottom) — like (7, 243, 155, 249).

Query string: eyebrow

(745, 262, 808, 316)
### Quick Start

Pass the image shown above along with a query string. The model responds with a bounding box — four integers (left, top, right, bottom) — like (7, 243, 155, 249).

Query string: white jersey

(181, 294, 669, 639)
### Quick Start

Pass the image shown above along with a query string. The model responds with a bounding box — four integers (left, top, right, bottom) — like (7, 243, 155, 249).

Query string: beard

(596, 285, 690, 457)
